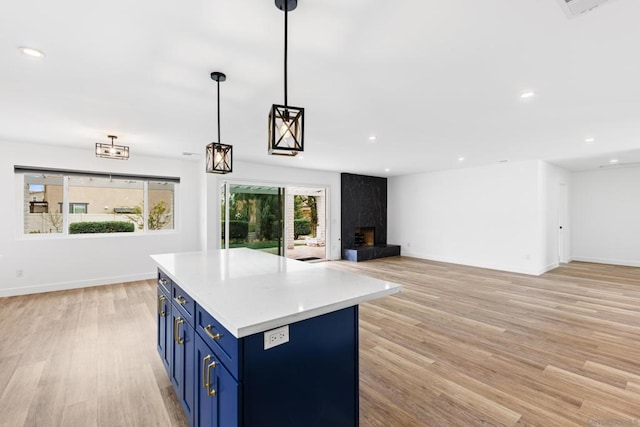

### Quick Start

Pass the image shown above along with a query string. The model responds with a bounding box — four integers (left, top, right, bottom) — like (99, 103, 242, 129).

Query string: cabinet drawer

(195, 305, 240, 380)
(157, 270, 171, 296)
(171, 282, 195, 327)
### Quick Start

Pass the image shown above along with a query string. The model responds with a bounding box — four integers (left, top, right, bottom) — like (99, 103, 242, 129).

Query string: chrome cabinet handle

(173, 317, 184, 345)
(207, 361, 217, 397)
(202, 355, 211, 389)
(157, 295, 166, 317)
(204, 324, 221, 340)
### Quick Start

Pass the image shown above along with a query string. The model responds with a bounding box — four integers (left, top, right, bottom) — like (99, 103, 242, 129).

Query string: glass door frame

(219, 179, 330, 261)
(285, 185, 329, 261)
(220, 180, 286, 256)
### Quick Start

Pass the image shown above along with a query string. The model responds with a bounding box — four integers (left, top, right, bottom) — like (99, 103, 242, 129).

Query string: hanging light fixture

(268, 0, 304, 156)
(95, 135, 130, 160)
(206, 71, 233, 174)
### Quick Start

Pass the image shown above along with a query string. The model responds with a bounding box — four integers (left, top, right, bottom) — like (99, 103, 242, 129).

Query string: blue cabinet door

(194, 335, 218, 427)
(195, 334, 240, 427)
(217, 353, 240, 427)
(157, 287, 171, 375)
(171, 308, 195, 426)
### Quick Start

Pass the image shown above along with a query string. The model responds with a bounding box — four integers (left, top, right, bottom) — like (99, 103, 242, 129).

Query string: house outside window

(58, 203, 89, 214)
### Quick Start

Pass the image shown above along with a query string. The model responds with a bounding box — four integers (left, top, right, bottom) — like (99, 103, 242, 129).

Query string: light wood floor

(0, 258, 639, 426)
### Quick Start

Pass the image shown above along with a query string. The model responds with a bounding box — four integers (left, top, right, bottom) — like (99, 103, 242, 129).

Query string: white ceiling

(2, 0, 640, 176)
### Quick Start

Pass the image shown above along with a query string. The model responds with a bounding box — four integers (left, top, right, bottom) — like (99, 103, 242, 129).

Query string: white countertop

(151, 248, 401, 338)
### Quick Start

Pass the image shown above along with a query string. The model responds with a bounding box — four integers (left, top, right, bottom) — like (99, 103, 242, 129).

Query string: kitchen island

(152, 248, 401, 427)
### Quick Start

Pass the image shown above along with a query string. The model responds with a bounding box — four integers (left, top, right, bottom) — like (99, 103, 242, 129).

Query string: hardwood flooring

(328, 258, 640, 427)
(0, 280, 187, 427)
(0, 258, 638, 426)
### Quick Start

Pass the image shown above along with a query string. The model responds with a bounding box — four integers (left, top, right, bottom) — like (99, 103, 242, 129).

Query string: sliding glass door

(285, 186, 327, 261)
(220, 183, 285, 256)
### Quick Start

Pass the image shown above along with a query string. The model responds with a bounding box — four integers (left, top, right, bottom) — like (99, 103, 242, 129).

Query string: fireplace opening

(354, 227, 374, 247)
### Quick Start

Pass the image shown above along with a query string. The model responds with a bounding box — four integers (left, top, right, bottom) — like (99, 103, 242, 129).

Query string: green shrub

(222, 221, 249, 240)
(294, 219, 311, 239)
(69, 221, 135, 234)
(229, 240, 280, 249)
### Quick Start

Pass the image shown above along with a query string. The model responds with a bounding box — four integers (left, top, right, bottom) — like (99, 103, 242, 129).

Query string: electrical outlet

(264, 325, 289, 350)
(16, 270, 24, 278)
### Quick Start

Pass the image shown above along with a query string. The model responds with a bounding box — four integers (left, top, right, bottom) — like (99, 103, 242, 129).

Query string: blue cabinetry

(170, 285, 195, 426)
(241, 307, 358, 427)
(157, 268, 359, 427)
(156, 281, 171, 375)
(195, 304, 241, 380)
(194, 333, 240, 427)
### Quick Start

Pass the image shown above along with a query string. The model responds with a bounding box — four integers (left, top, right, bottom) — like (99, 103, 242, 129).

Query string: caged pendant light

(268, 0, 304, 156)
(96, 135, 129, 160)
(206, 71, 233, 174)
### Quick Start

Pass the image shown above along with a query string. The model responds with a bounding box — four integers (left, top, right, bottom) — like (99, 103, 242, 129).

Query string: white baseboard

(0, 272, 156, 297)
(571, 256, 640, 268)
(401, 250, 546, 276)
(541, 261, 560, 274)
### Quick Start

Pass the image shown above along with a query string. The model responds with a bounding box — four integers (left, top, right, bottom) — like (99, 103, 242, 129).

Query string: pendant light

(206, 71, 233, 174)
(96, 135, 129, 160)
(268, 0, 304, 156)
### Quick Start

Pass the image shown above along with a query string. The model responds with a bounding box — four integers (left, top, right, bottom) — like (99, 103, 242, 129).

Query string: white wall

(572, 167, 640, 267)
(0, 140, 202, 296)
(388, 160, 558, 275)
(205, 160, 342, 260)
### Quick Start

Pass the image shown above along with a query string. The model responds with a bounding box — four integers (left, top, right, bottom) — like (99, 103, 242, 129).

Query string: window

(17, 166, 179, 236)
(24, 173, 63, 234)
(58, 202, 89, 214)
(148, 181, 175, 230)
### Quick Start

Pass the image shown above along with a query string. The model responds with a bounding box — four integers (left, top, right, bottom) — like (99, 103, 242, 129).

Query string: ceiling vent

(556, 0, 612, 18)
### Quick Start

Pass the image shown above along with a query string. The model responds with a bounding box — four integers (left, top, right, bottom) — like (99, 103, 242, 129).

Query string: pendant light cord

(217, 79, 221, 143)
(284, 0, 288, 107)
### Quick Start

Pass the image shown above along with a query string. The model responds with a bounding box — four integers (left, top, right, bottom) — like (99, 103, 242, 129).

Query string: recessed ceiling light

(584, 137, 595, 143)
(520, 91, 535, 99)
(499, 160, 509, 163)
(298, 155, 304, 160)
(610, 159, 618, 164)
(19, 46, 45, 58)
(368, 136, 376, 141)
(458, 157, 465, 162)
(384, 168, 390, 172)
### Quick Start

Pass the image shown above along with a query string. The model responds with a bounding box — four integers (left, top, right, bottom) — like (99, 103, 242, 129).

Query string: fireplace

(341, 173, 400, 261)
(354, 227, 374, 247)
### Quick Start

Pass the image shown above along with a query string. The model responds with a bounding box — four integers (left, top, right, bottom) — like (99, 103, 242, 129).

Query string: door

(221, 183, 285, 256)
(558, 183, 567, 263)
(286, 186, 328, 261)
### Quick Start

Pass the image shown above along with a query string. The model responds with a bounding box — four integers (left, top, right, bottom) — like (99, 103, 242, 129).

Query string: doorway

(220, 183, 285, 256)
(220, 182, 328, 261)
(285, 186, 327, 261)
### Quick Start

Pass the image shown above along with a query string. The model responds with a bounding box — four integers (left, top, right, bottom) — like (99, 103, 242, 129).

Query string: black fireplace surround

(341, 173, 400, 262)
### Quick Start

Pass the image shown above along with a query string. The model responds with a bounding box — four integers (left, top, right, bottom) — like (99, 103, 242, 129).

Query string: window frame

(16, 166, 180, 238)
